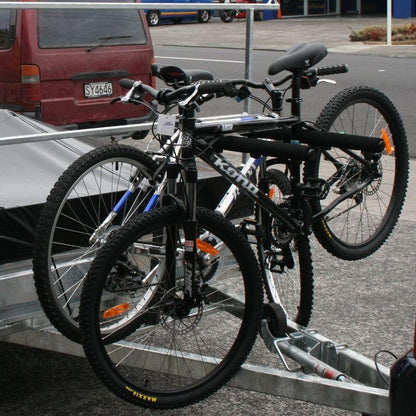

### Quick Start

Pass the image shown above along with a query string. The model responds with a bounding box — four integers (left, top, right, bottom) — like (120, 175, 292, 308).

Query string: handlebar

(120, 78, 197, 106)
(119, 62, 349, 107)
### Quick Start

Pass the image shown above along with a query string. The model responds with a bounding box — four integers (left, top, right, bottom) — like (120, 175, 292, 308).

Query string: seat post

(288, 70, 303, 219)
(290, 70, 302, 119)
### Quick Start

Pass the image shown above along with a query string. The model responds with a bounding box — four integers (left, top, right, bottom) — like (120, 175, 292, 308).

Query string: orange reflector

(381, 128, 394, 155)
(196, 239, 219, 255)
(103, 303, 130, 319)
(268, 188, 275, 199)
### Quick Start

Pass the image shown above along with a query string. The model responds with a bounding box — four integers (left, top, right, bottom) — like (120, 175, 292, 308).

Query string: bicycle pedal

(240, 219, 263, 238)
(299, 177, 328, 198)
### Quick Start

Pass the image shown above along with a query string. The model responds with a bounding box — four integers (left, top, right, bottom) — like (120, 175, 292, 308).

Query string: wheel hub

(159, 288, 203, 334)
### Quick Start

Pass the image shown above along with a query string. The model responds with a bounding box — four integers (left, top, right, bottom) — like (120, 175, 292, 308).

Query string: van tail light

(21, 64, 41, 103)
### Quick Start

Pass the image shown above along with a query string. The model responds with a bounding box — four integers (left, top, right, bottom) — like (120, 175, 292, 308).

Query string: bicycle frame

(198, 147, 302, 234)
(90, 60, 385, 246)
(90, 107, 383, 248)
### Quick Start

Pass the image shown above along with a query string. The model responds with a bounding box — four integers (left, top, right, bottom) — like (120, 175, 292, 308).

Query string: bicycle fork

(162, 122, 205, 315)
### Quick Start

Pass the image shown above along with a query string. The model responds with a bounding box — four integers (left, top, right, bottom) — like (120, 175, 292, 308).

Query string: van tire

(220, 10, 236, 23)
(198, 10, 210, 23)
(131, 130, 149, 140)
(147, 11, 160, 26)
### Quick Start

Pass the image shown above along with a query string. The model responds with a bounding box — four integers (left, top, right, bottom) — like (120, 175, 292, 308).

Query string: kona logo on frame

(212, 156, 258, 195)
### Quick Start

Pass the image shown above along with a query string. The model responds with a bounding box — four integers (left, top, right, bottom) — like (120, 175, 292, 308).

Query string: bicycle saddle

(268, 43, 328, 76)
(152, 64, 214, 87)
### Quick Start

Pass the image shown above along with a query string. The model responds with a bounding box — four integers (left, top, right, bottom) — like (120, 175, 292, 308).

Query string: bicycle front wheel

(33, 144, 159, 343)
(257, 169, 314, 327)
(79, 206, 263, 409)
(305, 86, 409, 260)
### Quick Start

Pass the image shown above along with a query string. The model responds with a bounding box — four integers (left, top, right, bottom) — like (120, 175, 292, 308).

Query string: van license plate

(84, 82, 113, 98)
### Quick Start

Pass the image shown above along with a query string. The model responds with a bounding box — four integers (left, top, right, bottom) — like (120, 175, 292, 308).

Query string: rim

(47, 157, 155, 329)
(319, 101, 397, 247)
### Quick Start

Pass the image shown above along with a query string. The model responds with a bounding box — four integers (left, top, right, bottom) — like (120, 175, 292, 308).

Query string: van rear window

(0, 9, 17, 50)
(37, 0, 147, 49)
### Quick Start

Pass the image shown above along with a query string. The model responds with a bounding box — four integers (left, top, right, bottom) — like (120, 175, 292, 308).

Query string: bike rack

(0, 255, 391, 415)
(0, 108, 396, 415)
(0, 108, 393, 414)
(1, 297, 391, 416)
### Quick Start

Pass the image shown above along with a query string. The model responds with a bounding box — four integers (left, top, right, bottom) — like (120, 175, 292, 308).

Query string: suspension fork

(163, 107, 200, 311)
(183, 162, 198, 307)
(181, 109, 200, 308)
(162, 163, 180, 291)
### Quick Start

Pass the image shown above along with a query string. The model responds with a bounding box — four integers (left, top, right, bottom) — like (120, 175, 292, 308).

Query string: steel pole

(242, 8, 254, 163)
(387, 0, 392, 46)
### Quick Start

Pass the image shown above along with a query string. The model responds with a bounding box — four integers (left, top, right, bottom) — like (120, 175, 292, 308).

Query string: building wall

(280, 0, 415, 17)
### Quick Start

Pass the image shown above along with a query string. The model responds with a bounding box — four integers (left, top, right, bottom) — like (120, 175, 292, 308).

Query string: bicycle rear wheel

(79, 206, 263, 409)
(257, 169, 314, 327)
(305, 86, 408, 260)
(33, 144, 159, 343)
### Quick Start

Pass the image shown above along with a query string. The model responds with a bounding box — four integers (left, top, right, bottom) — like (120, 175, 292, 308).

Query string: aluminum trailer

(1, 255, 392, 416)
(0, 111, 408, 416)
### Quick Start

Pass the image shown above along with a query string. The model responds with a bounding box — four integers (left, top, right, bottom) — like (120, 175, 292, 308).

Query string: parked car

(141, 0, 212, 26)
(0, 0, 155, 130)
(219, 0, 272, 22)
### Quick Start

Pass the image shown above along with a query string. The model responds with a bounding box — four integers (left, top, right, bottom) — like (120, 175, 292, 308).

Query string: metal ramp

(1, 266, 391, 416)
(0, 116, 394, 415)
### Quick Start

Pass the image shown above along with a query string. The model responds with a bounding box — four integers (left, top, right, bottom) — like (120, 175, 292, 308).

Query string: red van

(0, 0, 155, 129)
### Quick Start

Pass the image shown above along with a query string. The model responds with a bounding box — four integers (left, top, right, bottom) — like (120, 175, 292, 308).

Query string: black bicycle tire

(257, 168, 314, 327)
(79, 205, 263, 409)
(33, 144, 159, 343)
(305, 86, 408, 260)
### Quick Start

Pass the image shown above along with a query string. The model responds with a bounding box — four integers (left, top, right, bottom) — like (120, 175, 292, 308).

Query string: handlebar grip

(119, 78, 159, 99)
(198, 81, 236, 96)
(316, 64, 349, 76)
(120, 78, 136, 89)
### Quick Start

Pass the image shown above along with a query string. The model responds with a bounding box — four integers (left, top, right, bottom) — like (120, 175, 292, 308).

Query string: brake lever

(179, 85, 199, 107)
(317, 79, 337, 85)
(120, 81, 143, 103)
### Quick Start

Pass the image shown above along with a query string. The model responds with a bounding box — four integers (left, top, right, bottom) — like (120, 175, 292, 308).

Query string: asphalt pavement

(150, 15, 416, 58)
(1, 14, 416, 416)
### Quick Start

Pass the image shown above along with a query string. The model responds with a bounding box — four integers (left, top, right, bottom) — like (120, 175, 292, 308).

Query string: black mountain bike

(32, 43, 408, 346)
(77, 43, 406, 408)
